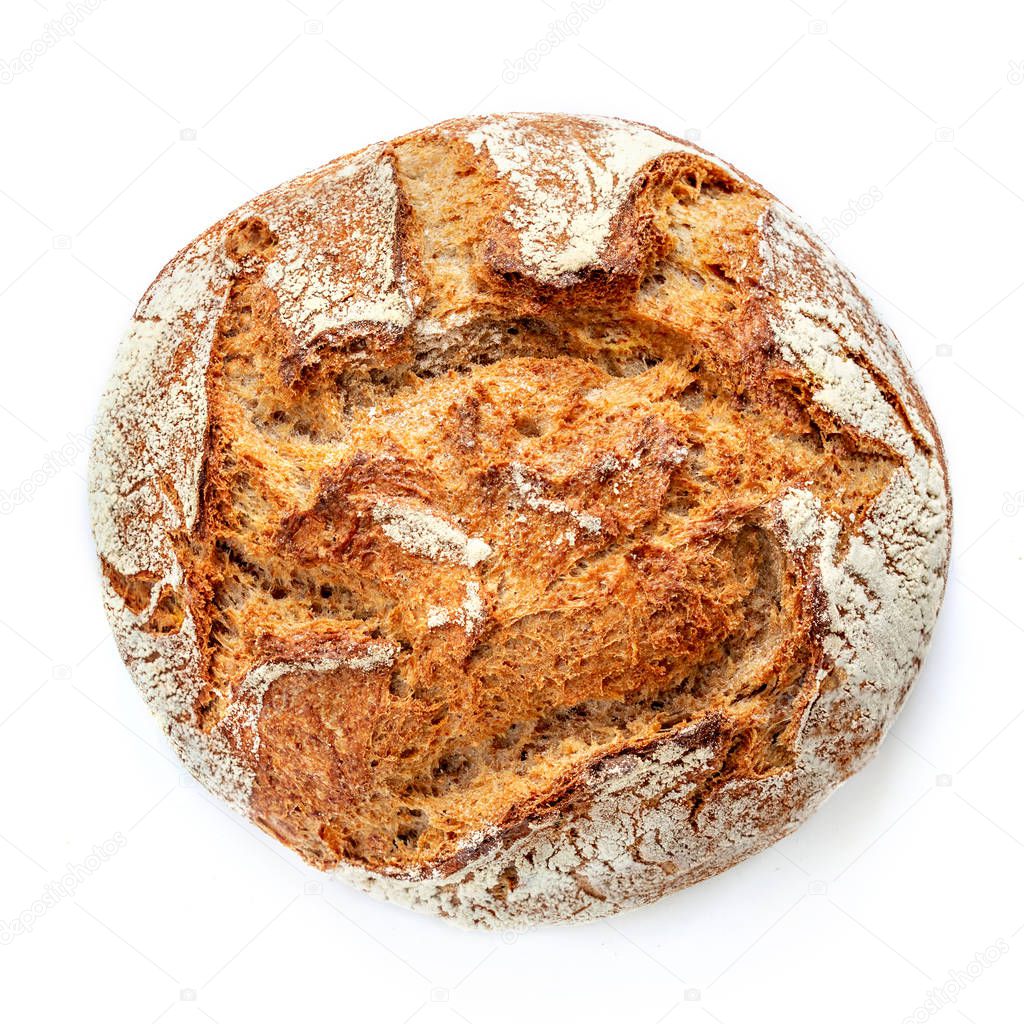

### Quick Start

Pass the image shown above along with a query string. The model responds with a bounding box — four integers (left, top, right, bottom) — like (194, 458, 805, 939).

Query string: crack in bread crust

(89, 114, 951, 926)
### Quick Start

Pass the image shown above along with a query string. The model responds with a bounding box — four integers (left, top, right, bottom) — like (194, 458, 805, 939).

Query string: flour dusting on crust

(257, 144, 413, 357)
(427, 581, 486, 635)
(90, 238, 233, 579)
(511, 462, 602, 534)
(89, 234, 254, 806)
(760, 199, 948, 704)
(776, 454, 948, 694)
(466, 115, 734, 283)
(372, 501, 493, 567)
(759, 202, 933, 452)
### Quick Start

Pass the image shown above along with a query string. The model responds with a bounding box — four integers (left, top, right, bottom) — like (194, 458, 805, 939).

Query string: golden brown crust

(90, 114, 951, 926)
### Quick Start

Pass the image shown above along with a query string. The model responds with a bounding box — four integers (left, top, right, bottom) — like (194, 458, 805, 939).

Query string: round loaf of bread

(89, 113, 951, 927)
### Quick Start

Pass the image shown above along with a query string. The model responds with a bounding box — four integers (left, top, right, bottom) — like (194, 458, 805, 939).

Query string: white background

(1, 0, 1022, 1021)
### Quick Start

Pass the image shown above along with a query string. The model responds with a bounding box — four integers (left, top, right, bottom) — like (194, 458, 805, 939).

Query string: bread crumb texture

(89, 114, 951, 927)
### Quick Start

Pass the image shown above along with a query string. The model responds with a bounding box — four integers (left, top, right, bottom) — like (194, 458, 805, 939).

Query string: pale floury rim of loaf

(89, 113, 951, 927)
